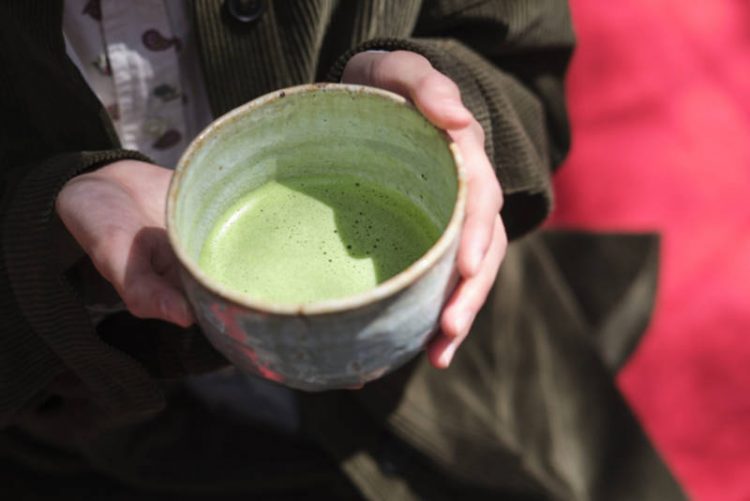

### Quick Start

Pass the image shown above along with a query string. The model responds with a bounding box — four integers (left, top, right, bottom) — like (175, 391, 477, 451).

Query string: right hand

(56, 160, 194, 327)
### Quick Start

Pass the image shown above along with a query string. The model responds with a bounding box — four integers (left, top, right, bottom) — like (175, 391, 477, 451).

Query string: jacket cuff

(1, 149, 163, 423)
(327, 38, 554, 239)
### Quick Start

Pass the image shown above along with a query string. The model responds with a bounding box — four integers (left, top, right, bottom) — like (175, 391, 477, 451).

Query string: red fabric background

(548, 1, 750, 499)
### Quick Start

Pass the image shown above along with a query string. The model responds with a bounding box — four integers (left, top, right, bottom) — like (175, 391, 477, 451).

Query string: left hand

(342, 51, 508, 369)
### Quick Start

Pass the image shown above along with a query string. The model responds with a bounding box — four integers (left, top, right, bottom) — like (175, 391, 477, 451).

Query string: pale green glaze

(199, 176, 441, 304)
(172, 88, 457, 269)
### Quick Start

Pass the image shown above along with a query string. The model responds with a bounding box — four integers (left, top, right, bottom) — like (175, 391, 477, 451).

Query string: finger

(150, 228, 186, 289)
(428, 215, 506, 368)
(344, 51, 473, 129)
(442, 215, 506, 340)
(344, 52, 500, 274)
(125, 272, 194, 328)
(92, 229, 194, 327)
(126, 231, 194, 327)
(451, 127, 504, 276)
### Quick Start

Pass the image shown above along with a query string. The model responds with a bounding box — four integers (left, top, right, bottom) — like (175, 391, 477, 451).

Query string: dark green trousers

(1, 232, 685, 500)
(302, 231, 685, 500)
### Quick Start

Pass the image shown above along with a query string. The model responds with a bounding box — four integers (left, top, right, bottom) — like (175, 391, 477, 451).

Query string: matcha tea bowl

(167, 83, 466, 391)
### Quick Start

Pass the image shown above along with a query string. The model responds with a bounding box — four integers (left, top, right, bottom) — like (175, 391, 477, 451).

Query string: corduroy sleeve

(327, 0, 574, 239)
(0, 151, 169, 427)
(0, 151, 229, 429)
(0, 0, 169, 426)
(0, 2, 224, 429)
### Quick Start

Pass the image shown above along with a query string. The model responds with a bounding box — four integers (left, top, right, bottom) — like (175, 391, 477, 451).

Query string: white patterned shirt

(63, 0, 214, 168)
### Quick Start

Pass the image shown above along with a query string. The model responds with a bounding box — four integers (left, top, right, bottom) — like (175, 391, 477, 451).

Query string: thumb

(123, 272, 194, 327)
(115, 228, 195, 327)
(343, 51, 473, 130)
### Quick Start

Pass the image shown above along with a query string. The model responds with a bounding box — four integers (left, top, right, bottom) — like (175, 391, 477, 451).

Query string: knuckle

(435, 71, 460, 93)
(490, 231, 508, 270)
(419, 71, 454, 96)
(496, 213, 508, 236)
(370, 54, 390, 82)
(498, 227, 509, 251)
(489, 179, 502, 199)
(389, 50, 430, 68)
(490, 183, 504, 212)
(415, 72, 435, 94)
(440, 313, 459, 337)
(375, 51, 427, 79)
(445, 78, 462, 99)
(470, 119, 486, 144)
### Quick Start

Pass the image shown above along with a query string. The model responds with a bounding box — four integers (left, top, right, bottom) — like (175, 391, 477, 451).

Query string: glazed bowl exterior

(167, 83, 466, 390)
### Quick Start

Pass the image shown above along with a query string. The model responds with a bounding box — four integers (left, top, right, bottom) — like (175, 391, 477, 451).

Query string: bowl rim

(166, 83, 467, 316)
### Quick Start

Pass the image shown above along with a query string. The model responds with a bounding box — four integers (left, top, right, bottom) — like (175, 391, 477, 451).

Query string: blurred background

(549, 1, 750, 499)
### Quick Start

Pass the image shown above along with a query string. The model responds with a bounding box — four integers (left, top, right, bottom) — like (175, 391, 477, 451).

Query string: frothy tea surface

(199, 176, 441, 304)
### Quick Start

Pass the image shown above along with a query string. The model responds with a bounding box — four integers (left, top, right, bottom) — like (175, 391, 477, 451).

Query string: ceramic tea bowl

(167, 83, 466, 390)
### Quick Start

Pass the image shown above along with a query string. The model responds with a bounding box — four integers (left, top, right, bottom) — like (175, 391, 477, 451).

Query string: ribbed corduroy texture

(0, 1, 165, 426)
(2, 151, 165, 422)
(194, 0, 572, 238)
(328, 36, 556, 238)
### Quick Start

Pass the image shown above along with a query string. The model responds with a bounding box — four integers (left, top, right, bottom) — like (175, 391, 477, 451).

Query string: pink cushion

(548, 1, 750, 499)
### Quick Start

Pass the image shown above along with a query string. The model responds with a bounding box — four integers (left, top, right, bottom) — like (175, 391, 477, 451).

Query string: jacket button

(224, 0, 266, 24)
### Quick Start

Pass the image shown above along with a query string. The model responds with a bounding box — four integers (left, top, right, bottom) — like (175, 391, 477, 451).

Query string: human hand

(342, 51, 508, 369)
(56, 160, 194, 327)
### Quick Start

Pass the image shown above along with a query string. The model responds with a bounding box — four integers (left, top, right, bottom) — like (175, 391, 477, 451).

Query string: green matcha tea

(199, 176, 441, 304)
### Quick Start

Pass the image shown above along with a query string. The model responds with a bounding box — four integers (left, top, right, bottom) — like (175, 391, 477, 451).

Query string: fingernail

(439, 341, 459, 368)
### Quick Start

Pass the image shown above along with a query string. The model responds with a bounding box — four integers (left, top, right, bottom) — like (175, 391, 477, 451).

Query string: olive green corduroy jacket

(0, 1, 685, 499)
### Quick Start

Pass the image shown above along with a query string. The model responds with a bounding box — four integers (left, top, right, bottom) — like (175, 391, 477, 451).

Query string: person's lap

(2, 232, 683, 499)
(303, 232, 684, 499)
